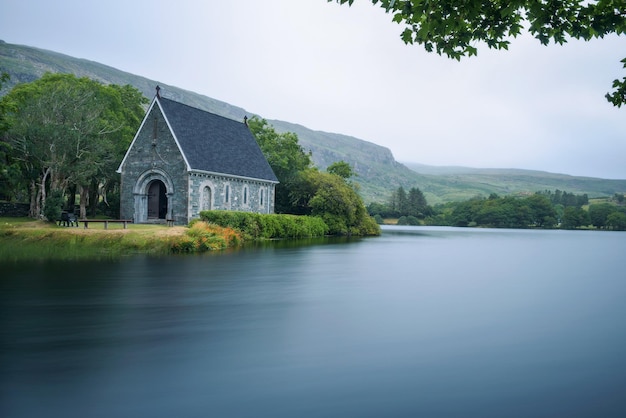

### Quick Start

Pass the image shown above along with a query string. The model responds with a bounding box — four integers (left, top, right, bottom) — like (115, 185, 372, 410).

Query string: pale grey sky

(2, 0, 625, 178)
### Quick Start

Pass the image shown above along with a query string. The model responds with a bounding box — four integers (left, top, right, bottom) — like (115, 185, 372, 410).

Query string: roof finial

(243, 115, 248, 127)
(156, 85, 161, 99)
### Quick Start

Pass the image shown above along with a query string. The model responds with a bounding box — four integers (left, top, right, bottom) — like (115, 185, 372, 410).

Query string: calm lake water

(1, 226, 625, 418)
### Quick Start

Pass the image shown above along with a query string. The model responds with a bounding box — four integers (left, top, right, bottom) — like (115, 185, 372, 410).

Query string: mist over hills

(2, 40, 625, 204)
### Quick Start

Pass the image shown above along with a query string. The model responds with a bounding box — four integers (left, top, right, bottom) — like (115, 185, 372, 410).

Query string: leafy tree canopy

(247, 116, 313, 213)
(330, 0, 626, 106)
(304, 169, 379, 235)
(246, 116, 379, 234)
(606, 211, 626, 230)
(327, 160, 355, 179)
(0, 72, 10, 134)
(1, 73, 147, 218)
(247, 116, 312, 181)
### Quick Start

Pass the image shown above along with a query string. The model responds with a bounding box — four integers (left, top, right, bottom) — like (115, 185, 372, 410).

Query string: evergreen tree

(407, 187, 429, 217)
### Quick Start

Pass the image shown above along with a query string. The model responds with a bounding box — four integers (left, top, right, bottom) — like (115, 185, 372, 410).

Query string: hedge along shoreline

(199, 210, 329, 239)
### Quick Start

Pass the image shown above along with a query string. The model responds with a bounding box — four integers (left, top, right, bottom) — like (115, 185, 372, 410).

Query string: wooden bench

(80, 219, 133, 229)
(167, 218, 175, 227)
(58, 211, 79, 227)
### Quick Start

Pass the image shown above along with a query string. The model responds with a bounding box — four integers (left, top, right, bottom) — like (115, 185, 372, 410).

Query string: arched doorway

(147, 180, 167, 219)
(132, 169, 174, 223)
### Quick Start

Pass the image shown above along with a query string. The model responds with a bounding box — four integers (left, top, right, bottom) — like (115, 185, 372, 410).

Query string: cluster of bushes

(397, 215, 421, 226)
(302, 170, 380, 236)
(170, 221, 242, 253)
(199, 210, 329, 239)
(0, 202, 29, 217)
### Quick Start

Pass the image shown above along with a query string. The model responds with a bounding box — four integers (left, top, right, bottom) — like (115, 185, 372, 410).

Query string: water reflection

(2, 227, 626, 417)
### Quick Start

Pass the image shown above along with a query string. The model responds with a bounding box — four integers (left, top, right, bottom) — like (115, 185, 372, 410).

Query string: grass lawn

(0, 217, 243, 261)
(0, 217, 188, 261)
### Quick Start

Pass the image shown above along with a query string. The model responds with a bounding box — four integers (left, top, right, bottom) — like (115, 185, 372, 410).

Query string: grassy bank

(1, 210, 379, 262)
(0, 218, 241, 262)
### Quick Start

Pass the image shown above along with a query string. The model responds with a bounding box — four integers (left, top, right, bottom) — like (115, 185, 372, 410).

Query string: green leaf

(401, 28, 414, 44)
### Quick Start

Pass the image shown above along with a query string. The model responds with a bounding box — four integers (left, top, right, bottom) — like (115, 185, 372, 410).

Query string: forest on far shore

(368, 186, 626, 231)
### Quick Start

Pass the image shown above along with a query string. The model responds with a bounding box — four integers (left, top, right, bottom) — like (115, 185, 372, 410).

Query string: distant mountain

(403, 163, 626, 202)
(2, 40, 625, 204)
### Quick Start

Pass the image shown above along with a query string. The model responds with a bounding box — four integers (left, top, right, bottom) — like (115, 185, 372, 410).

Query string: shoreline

(0, 218, 235, 262)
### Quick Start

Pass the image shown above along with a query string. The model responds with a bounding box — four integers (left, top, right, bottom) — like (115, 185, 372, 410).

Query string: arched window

(243, 186, 248, 205)
(202, 186, 212, 210)
(225, 184, 230, 203)
(260, 188, 264, 206)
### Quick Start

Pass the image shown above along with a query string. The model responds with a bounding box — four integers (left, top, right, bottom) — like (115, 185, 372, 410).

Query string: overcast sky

(2, 0, 625, 178)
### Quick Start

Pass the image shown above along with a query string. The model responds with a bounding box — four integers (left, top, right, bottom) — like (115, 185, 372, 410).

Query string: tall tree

(396, 186, 408, 214)
(0, 72, 21, 201)
(78, 83, 147, 217)
(330, 0, 626, 106)
(588, 203, 615, 229)
(1, 73, 146, 218)
(247, 116, 313, 213)
(0, 72, 10, 133)
(606, 211, 626, 230)
(561, 206, 590, 229)
(407, 186, 429, 217)
(327, 160, 355, 180)
(527, 193, 557, 227)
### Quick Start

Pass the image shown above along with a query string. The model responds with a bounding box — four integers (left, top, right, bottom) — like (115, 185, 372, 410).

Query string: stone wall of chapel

(119, 104, 189, 224)
(188, 172, 276, 219)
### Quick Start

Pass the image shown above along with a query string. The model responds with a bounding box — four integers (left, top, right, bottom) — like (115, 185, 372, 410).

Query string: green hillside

(404, 163, 626, 202)
(2, 40, 625, 205)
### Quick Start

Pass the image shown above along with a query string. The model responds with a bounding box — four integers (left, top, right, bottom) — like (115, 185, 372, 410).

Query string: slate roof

(158, 97, 278, 183)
